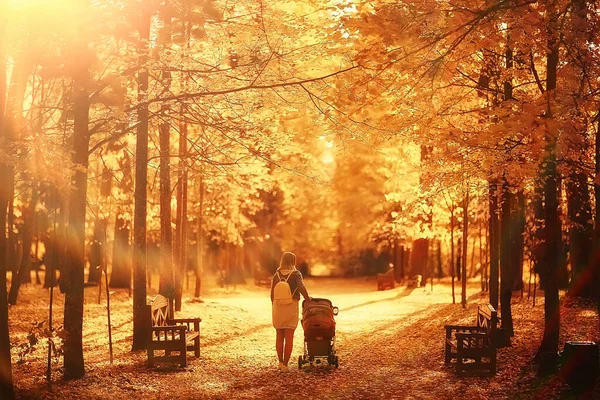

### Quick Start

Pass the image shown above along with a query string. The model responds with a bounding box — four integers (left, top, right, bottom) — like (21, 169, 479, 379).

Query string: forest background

(1, 0, 600, 396)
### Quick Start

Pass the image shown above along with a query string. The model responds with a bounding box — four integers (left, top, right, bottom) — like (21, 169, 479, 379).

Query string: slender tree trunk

(436, 240, 442, 280)
(479, 217, 484, 291)
(596, 112, 600, 314)
(8, 186, 38, 305)
(195, 174, 205, 298)
(131, 2, 151, 352)
(484, 214, 489, 292)
(402, 247, 407, 282)
(157, 8, 175, 316)
(87, 222, 103, 284)
(511, 190, 525, 292)
(461, 191, 469, 308)
(499, 177, 514, 339)
(175, 121, 188, 311)
(0, 12, 14, 393)
(489, 179, 499, 310)
(158, 117, 175, 311)
(450, 205, 455, 304)
(537, 19, 561, 361)
(63, 52, 90, 379)
(110, 216, 131, 288)
(567, 170, 594, 297)
(469, 230, 476, 278)
(43, 205, 61, 289)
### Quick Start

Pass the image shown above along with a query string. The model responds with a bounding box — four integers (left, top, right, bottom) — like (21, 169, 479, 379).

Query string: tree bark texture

(110, 216, 131, 288)
(499, 178, 514, 338)
(63, 63, 90, 379)
(537, 24, 561, 357)
(195, 174, 205, 298)
(461, 191, 468, 308)
(8, 186, 38, 305)
(132, 1, 151, 352)
(566, 170, 594, 297)
(87, 221, 103, 284)
(0, 15, 15, 393)
(510, 191, 525, 291)
(488, 179, 499, 310)
(175, 120, 188, 311)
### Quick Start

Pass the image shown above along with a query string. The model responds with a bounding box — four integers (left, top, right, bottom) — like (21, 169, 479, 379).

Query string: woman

(270, 252, 310, 371)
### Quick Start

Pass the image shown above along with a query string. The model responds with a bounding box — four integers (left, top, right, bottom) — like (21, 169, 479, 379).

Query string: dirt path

(9, 276, 600, 399)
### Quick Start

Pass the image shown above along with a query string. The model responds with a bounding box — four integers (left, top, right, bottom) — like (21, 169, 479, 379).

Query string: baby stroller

(298, 298, 339, 368)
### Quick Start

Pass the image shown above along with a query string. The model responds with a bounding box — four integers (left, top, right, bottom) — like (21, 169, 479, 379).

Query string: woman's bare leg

(276, 329, 285, 363)
(283, 329, 295, 366)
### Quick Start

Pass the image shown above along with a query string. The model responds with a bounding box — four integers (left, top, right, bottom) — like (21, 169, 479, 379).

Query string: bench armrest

(444, 325, 481, 332)
(151, 325, 186, 332)
(169, 318, 202, 324)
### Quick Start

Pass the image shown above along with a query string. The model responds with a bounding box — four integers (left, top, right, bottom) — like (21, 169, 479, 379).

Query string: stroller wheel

(298, 355, 303, 369)
(327, 355, 333, 365)
(334, 355, 339, 368)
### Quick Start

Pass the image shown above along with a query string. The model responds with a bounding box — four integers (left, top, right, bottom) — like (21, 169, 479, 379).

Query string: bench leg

(147, 347, 154, 368)
(180, 339, 187, 368)
(194, 322, 200, 358)
(456, 340, 463, 376)
(456, 353, 463, 377)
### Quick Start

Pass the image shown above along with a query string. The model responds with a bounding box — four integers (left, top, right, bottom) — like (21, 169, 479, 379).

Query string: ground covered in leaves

(7, 274, 600, 400)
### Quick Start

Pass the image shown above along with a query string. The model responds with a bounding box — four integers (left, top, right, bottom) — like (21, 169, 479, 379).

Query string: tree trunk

(567, 171, 594, 297)
(63, 57, 90, 379)
(511, 190, 525, 291)
(469, 231, 476, 278)
(131, 1, 151, 352)
(499, 178, 514, 338)
(195, 174, 205, 298)
(461, 191, 469, 308)
(596, 111, 600, 313)
(537, 22, 561, 360)
(489, 179, 499, 310)
(158, 9, 175, 315)
(175, 121, 188, 311)
(410, 238, 428, 279)
(484, 215, 489, 292)
(158, 119, 175, 308)
(110, 216, 131, 288)
(87, 221, 103, 284)
(436, 240, 442, 280)
(450, 204, 455, 303)
(8, 187, 38, 305)
(0, 14, 14, 393)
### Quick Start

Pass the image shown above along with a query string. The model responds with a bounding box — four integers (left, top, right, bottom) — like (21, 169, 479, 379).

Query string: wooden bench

(147, 294, 201, 368)
(254, 270, 272, 287)
(377, 268, 395, 290)
(444, 304, 498, 376)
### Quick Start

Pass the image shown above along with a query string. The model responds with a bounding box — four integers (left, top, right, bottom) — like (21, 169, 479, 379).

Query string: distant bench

(254, 270, 272, 287)
(444, 303, 498, 376)
(377, 268, 395, 291)
(147, 294, 201, 368)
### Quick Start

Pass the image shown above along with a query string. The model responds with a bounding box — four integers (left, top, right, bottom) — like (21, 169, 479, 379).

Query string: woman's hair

(279, 252, 296, 269)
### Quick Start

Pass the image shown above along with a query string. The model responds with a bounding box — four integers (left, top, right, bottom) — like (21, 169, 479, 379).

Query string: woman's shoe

(278, 362, 285, 371)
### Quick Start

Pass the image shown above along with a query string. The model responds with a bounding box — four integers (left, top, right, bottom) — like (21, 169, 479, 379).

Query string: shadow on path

(341, 285, 425, 312)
